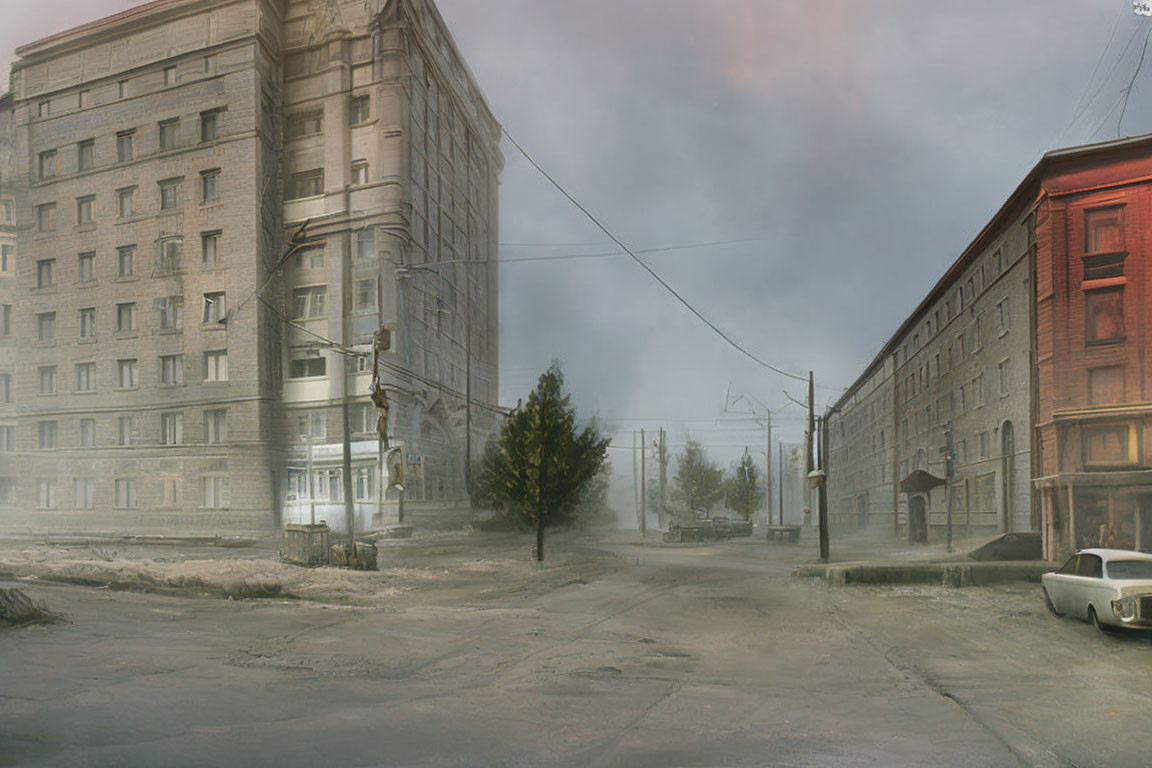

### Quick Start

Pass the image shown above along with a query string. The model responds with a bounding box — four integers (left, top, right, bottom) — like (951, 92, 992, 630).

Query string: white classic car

(1041, 548, 1152, 632)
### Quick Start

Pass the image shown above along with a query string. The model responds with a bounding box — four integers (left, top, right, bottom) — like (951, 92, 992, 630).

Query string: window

(201, 232, 221, 265)
(0, 305, 8, 338)
(1088, 365, 1124, 406)
(158, 296, 183, 331)
(159, 119, 179, 150)
(116, 302, 136, 333)
(78, 252, 95, 282)
(79, 418, 96, 447)
(204, 409, 228, 443)
(116, 130, 134, 163)
(350, 95, 370, 124)
(1, 200, 10, 222)
(79, 308, 96, 338)
(286, 111, 323, 138)
(353, 403, 375, 434)
(116, 358, 138, 389)
(1086, 207, 1124, 253)
(117, 416, 134, 446)
(37, 479, 57, 509)
(297, 410, 327, 437)
(164, 66, 176, 86)
(978, 431, 989, 459)
(1083, 423, 1138, 467)
(204, 54, 217, 74)
(355, 279, 375, 312)
(201, 170, 219, 201)
(76, 195, 95, 225)
(356, 230, 375, 260)
(36, 312, 55, 342)
(74, 478, 94, 509)
(118, 80, 128, 99)
(38, 150, 56, 179)
(202, 292, 226, 323)
(159, 178, 182, 210)
(976, 472, 996, 511)
(117, 245, 135, 277)
(117, 187, 136, 217)
(296, 247, 325, 269)
(352, 160, 369, 186)
(293, 285, 327, 318)
(38, 420, 57, 449)
(288, 169, 324, 199)
(974, 374, 984, 407)
(0, 374, 9, 402)
(204, 349, 228, 381)
(160, 478, 179, 508)
(290, 355, 326, 378)
(37, 100, 49, 118)
(200, 110, 220, 142)
(158, 238, 182, 272)
(160, 354, 184, 385)
(997, 298, 1010, 335)
(355, 466, 374, 501)
(160, 412, 183, 445)
(114, 478, 137, 508)
(36, 203, 56, 232)
(0, 425, 13, 450)
(1086, 287, 1124, 344)
(77, 139, 94, 171)
(203, 476, 230, 508)
(998, 359, 1010, 396)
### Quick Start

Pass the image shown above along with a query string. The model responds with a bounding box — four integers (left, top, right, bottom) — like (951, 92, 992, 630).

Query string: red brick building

(1034, 135, 1152, 560)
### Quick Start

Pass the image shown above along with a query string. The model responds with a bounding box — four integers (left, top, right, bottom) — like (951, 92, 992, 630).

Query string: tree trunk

(536, 508, 545, 561)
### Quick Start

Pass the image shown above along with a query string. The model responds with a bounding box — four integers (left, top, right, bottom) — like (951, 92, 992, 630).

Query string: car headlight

(1112, 596, 1139, 622)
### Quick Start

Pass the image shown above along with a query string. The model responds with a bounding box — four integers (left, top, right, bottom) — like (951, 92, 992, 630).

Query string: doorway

(1138, 496, 1152, 553)
(909, 495, 928, 543)
(856, 495, 868, 530)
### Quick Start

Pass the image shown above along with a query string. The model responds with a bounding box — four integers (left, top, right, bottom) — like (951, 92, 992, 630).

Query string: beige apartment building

(827, 173, 1035, 542)
(0, 0, 502, 536)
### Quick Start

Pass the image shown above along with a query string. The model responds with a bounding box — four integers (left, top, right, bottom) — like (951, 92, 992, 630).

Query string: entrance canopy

(900, 469, 946, 494)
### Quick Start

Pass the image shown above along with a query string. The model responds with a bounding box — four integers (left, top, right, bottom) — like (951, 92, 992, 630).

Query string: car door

(1070, 553, 1106, 620)
(1047, 555, 1080, 614)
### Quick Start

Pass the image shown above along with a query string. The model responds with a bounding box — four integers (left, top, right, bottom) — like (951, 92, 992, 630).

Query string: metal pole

(341, 366, 355, 542)
(945, 420, 955, 553)
(818, 413, 830, 562)
(658, 427, 666, 530)
(806, 372, 815, 526)
(640, 428, 647, 537)
(307, 435, 316, 525)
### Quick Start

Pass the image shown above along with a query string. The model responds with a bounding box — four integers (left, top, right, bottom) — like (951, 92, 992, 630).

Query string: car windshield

(1106, 560, 1152, 580)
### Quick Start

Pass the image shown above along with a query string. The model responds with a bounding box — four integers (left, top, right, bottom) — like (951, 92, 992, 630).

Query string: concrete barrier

(793, 561, 1054, 587)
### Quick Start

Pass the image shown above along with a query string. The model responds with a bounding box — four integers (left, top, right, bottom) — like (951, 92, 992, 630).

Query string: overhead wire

(1056, 2, 1133, 144)
(502, 129, 826, 389)
(1116, 22, 1152, 135)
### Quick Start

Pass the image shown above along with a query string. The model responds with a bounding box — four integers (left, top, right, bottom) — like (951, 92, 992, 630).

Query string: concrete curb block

(793, 561, 1055, 587)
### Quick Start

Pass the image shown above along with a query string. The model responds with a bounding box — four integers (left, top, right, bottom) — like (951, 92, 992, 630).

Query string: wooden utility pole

(633, 431, 639, 521)
(658, 428, 667, 530)
(640, 428, 647, 537)
(806, 372, 815, 526)
(765, 410, 772, 526)
(778, 440, 784, 526)
(818, 412, 830, 562)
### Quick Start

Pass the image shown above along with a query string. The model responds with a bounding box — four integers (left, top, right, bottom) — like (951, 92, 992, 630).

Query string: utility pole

(658, 428, 667, 530)
(765, 410, 772, 526)
(777, 441, 784, 525)
(341, 355, 355, 542)
(806, 371, 815, 527)
(640, 428, 647, 537)
(818, 412, 830, 563)
(306, 435, 316, 525)
(943, 420, 956, 552)
(464, 265, 472, 496)
(633, 430, 639, 519)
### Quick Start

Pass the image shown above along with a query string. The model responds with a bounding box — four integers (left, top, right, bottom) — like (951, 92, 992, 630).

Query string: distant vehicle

(1041, 548, 1152, 632)
(662, 515, 752, 542)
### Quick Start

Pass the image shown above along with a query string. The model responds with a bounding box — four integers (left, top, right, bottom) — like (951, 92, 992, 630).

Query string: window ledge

(199, 200, 223, 209)
(155, 328, 183, 336)
(76, 280, 98, 288)
(157, 383, 185, 389)
(998, 329, 1009, 339)
(114, 332, 139, 340)
(113, 387, 139, 392)
(200, 323, 227, 331)
(203, 379, 229, 384)
(73, 390, 97, 395)
(73, 224, 97, 233)
(78, 337, 97, 344)
(114, 276, 140, 283)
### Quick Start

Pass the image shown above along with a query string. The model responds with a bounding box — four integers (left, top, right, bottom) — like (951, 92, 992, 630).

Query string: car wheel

(1088, 605, 1117, 634)
(1042, 588, 1063, 617)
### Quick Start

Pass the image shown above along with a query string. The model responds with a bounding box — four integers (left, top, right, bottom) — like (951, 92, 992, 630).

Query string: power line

(503, 129, 816, 387)
(1056, 2, 1131, 145)
(494, 238, 774, 264)
(1117, 22, 1152, 135)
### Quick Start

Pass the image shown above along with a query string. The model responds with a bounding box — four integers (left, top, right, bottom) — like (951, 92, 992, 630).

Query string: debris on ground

(0, 587, 60, 627)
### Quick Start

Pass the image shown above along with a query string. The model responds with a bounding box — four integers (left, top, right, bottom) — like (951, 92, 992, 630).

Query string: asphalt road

(3, 535, 1151, 768)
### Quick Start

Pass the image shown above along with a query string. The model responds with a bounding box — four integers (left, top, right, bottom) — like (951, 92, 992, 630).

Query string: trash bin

(282, 523, 330, 567)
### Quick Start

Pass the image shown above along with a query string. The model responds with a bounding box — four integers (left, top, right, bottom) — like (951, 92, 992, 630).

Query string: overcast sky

(1, 0, 1148, 468)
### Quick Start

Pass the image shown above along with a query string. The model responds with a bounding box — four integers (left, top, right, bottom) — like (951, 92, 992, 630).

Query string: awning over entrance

(900, 469, 947, 494)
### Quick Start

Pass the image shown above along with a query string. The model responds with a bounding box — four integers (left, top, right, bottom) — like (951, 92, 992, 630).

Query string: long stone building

(828, 135, 1152, 556)
(0, 0, 502, 536)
